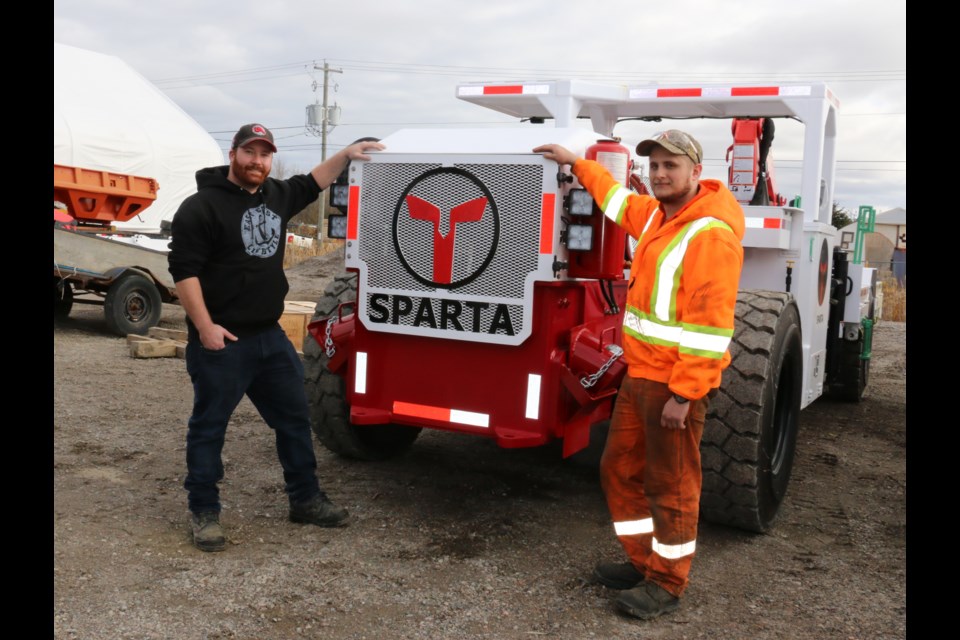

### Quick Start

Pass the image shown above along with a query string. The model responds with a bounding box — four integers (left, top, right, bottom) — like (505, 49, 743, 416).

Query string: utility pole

(311, 61, 342, 242)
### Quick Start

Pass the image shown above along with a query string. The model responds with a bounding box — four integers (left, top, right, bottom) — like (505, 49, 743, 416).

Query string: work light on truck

(328, 214, 348, 239)
(567, 223, 593, 251)
(566, 188, 594, 216)
(331, 184, 349, 208)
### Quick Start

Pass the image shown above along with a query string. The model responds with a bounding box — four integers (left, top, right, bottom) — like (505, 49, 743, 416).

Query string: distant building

(839, 207, 906, 285)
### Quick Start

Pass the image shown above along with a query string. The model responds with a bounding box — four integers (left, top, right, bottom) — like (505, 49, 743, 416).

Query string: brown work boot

(191, 511, 226, 552)
(593, 561, 646, 589)
(289, 494, 350, 528)
(615, 581, 681, 620)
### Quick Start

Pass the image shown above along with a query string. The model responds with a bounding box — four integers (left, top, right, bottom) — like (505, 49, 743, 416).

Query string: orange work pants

(599, 376, 708, 598)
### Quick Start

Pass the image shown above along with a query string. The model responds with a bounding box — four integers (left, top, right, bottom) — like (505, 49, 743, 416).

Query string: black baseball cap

(231, 123, 277, 152)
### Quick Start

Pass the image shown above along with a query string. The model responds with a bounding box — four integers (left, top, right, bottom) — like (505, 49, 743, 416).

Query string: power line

(151, 57, 906, 88)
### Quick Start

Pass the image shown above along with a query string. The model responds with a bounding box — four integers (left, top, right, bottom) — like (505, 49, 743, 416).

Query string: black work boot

(615, 581, 681, 620)
(191, 511, 226, 552)
(593, 561, 646, 589)
(289, 494, 350, 528)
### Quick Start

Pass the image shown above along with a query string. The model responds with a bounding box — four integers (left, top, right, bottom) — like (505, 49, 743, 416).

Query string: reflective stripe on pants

(599, 376, 708, 598)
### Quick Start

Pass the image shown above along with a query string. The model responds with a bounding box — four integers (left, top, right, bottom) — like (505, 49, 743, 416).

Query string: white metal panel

(53, 43, 224, 233)
(378, 127, 601, 156)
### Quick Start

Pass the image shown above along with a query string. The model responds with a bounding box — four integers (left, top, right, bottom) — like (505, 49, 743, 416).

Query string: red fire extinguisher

(568, 139, 629, 280)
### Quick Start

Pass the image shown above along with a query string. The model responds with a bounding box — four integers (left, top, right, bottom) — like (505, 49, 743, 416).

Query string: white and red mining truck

(53, 164, 177, 336)
(304, 80, 879, 533)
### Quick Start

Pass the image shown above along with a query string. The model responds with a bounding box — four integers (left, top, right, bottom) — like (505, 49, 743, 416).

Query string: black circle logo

(392, 167, 500, 289)
(817, 239, 829, 306)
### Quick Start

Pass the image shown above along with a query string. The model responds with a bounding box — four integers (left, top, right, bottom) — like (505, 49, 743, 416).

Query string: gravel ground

(53, 250, 907, 639)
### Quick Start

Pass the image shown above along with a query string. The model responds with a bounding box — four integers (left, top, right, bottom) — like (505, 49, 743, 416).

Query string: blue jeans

(183, 324, 321, 514)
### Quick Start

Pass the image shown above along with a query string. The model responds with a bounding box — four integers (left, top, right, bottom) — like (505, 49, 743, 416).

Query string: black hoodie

(168, 165, 322, 339)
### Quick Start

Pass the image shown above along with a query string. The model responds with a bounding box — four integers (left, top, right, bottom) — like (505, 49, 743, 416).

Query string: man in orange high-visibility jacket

(534, 130, 744, 620)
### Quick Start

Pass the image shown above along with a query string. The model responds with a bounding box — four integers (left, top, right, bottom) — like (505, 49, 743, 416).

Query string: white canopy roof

(875, 207, 906, 226)
(53, 43, 224, 233)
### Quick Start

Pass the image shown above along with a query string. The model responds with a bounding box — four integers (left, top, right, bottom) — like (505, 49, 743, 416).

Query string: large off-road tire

(103, 272, 163, 336)
(303, 272, 422, 460)
(700, 290, 803, 533)
(54, 277, 74, 319)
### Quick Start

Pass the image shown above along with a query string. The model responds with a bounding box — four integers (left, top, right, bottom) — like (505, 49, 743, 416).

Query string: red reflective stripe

(484, 85, 523, 95)
(732, 86, 780, 96)
(540, 193, 555, 253)
(651, 86, 786, 98)
(658, 88, 702, 97)
(347, 185, 360, 240)
(763, 218, 783, 228)
(394, 401, 449, 422)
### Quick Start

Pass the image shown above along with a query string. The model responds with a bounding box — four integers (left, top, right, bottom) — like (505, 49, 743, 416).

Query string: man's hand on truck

(533, 144, 578, 167)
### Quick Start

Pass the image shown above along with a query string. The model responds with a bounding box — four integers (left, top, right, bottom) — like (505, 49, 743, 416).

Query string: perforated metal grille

(358, 162, 543, 300)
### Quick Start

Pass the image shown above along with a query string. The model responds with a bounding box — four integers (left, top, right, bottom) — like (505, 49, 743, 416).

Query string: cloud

(53, 0, 906, 210)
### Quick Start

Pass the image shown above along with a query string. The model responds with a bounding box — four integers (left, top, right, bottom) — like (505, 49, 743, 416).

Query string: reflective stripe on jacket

(572, 159, 745, 400)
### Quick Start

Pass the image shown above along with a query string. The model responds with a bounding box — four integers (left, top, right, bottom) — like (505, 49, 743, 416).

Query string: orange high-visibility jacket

(572, 159, 745, 401)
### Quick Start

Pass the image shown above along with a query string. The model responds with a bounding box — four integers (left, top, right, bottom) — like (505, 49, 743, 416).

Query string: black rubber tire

(302, 271, 422, 460)
(827, 328, 869, 402)
(103, 272, 163, 336)
(54, 277, 74, 319)
(700, 290, 803, 533)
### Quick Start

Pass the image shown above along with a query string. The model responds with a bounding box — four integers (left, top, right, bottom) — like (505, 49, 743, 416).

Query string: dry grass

(879, 276, 906, 323)
(283, 238, 344, 269)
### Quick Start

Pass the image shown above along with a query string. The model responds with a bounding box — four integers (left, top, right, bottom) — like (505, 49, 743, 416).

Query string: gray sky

(53, 0, 906, 213)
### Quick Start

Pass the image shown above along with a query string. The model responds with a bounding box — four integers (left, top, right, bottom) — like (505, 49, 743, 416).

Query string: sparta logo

(392, 167, 500, 289)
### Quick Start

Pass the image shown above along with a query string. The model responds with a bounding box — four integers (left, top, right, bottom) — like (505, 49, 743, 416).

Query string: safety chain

(324, 316, 337, 358)
(580, 344, 624, 389)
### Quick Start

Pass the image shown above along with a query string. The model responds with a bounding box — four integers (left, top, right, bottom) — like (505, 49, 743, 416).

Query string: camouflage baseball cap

(636, 129, 702, 165)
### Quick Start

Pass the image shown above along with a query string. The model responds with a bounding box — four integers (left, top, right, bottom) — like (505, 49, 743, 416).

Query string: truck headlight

(567, 224, 593, 251)
(331, 184, 350, 208)
(328, 214, 348, 239)
(567, 189, 594, 216)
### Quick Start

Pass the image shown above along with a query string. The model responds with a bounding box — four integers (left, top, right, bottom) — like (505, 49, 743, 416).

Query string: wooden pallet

(127, 327, 188, 358)
(280, 300, 318, 353)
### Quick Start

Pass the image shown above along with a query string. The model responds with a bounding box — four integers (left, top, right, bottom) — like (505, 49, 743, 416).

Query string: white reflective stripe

(702, 87, 732, 97)
(651, 536, 697, 559)
(779, 85, 811, 96)
(635, 208, 659, 244)
(614, 518, 654, 536)
(623, 310, 683, 343)
(744, 217, 785, 228)
(523, 84, 550, 95)
(629, 88, 657, 99)
(679, 330, 732, 353)
(603, 186, 630, 223)
(354, 352, 367, 394)
(458, 86, 483, 96)
(525, 374, 541, 420)
(449, 409, 489, 428)
(653, 218, 714, 320)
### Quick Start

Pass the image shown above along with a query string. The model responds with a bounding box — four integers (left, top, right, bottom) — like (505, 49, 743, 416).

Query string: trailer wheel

(303, 272, 422, 460)
(700, 290, 802, 533)
(54, 277, 74, 319)
(104, 272, 163, 336)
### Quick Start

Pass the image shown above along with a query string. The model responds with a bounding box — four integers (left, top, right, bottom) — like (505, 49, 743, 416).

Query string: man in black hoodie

(168, 123, 384, 552)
